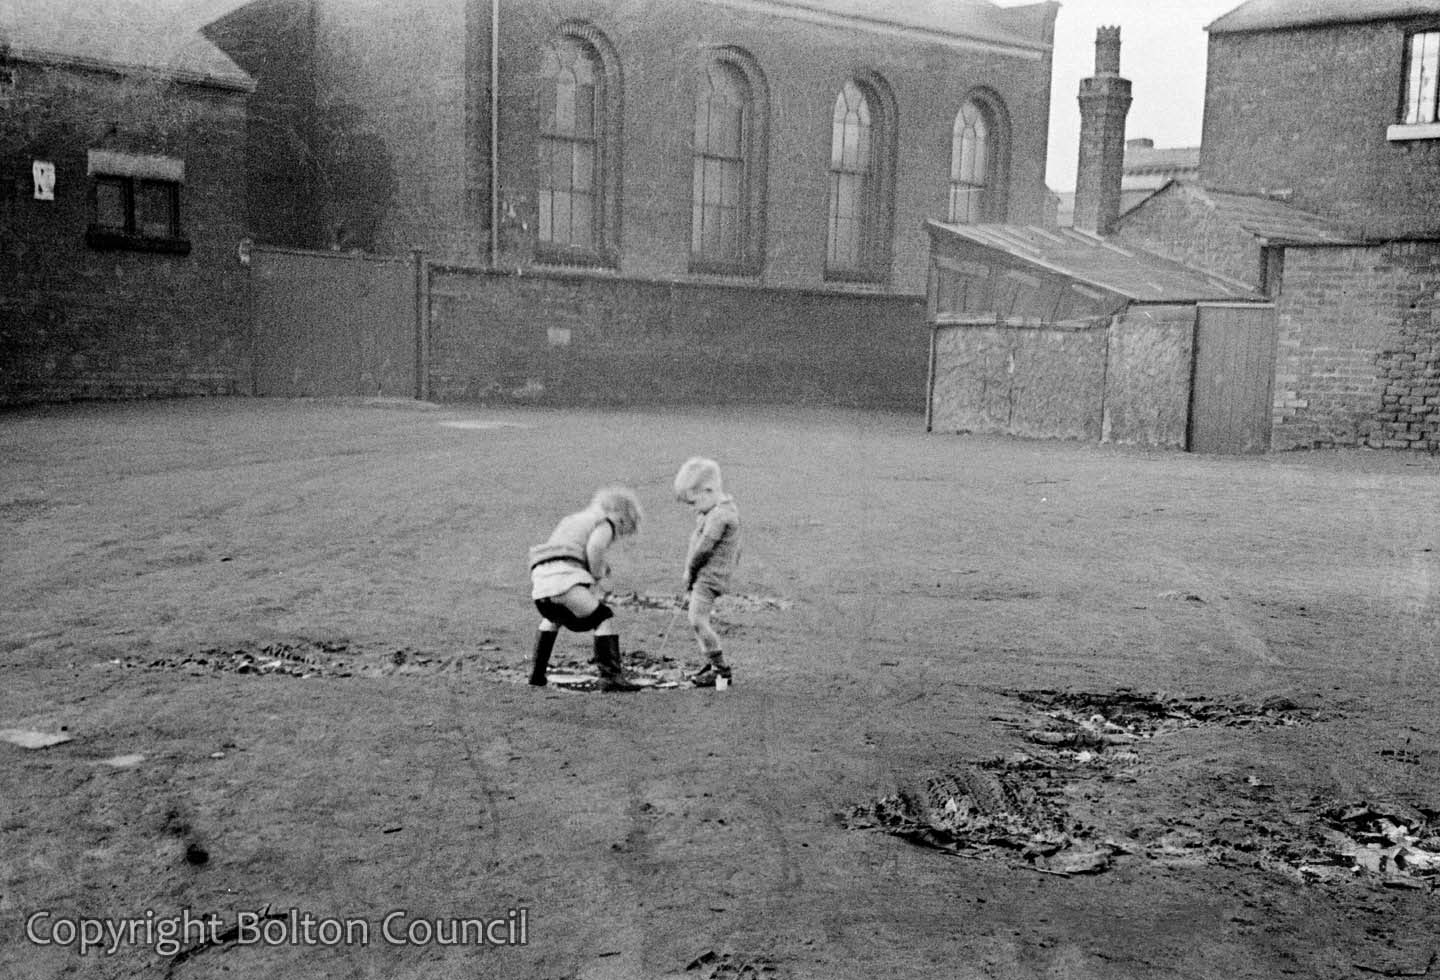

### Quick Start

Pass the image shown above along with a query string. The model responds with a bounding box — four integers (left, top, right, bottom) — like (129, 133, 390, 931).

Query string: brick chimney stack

(1073, 26, 1132, 236)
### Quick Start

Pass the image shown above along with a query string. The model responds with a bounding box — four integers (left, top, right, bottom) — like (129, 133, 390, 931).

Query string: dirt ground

(2, 397, 1438, 980)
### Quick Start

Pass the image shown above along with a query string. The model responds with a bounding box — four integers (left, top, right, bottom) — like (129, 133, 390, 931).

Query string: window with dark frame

(87, 166, 187, 254)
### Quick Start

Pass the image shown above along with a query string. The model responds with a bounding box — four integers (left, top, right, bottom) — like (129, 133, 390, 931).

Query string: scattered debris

(99, 753, 145, 767)
(1294, 800, 1440, 888)
(611, 590, 793, 613)
(121, 641, 358, 679)
(684, 948, 784, 978)
(848, 689, 1420, 889)
(0, 728, 73, 749)
(116, 641, 467, 680)
(1007, 689, 1316, 758)
(845, 759, 1117, 875)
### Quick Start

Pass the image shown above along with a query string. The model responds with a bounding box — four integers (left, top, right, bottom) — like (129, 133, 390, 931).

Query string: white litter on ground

(0, 729, 73, 749)
(439, 420, 531, 430)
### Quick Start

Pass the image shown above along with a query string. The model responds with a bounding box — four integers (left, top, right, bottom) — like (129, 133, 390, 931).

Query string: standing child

(527, 486, 643, 692)
(673, 457, 741, 687)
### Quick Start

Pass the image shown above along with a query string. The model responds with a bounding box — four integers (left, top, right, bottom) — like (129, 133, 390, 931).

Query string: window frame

(947, 91, 1010, 224)
(688, 47, 769, 277)
(85, 151, 189, 255)
(824, 74, 896, 285)
(535, 24, 623, 269)
(1390, 27, 1440, 141)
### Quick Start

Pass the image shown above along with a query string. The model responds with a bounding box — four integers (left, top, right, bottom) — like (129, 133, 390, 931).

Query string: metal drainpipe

(489, 0, 500, 267)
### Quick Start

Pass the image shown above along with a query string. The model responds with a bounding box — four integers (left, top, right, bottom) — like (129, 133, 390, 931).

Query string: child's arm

(682, 509, 733, 587)
(585, 522, 615, 582)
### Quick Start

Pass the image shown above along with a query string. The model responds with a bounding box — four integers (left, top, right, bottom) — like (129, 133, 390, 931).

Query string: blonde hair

(673, 457, 723, 500)
(590, 486, 642, 536)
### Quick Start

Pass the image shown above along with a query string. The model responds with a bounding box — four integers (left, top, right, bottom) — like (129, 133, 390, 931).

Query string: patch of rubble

(113, 641, 485, 679)
(683, 947, 786, 979)
(1010, 688, 1318, 747)
(610, 590, 793, 614)
(848, 689, 1436, 889)
(845, 758, 1125, 876)
(114, 640, 700, 691)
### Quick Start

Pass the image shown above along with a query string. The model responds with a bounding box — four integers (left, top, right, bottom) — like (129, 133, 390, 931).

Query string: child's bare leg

(686, 590, 730, 685)
(550, 586, 634, 691)
(687, 593, 721, 654)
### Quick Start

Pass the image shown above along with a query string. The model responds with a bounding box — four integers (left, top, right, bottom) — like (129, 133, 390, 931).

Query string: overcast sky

(1015, 0, 1246, 190)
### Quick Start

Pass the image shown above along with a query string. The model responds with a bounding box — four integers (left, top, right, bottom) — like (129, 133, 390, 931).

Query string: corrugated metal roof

(1208, 0, 1440, 34)
(0, 0, 253, 90)
(927, 220, 1265, 303)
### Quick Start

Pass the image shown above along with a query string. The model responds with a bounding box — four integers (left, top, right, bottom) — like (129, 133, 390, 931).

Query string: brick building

(1116, 0, 1440, 450)
(204, 0, 1060, 410)
(0, 2, 254, 405)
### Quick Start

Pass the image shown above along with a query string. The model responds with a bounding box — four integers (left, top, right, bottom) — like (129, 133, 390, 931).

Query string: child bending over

(527, 486, 642, 692)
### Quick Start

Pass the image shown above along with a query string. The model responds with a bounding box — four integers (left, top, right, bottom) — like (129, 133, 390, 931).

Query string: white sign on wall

(32, 161, 55, 201)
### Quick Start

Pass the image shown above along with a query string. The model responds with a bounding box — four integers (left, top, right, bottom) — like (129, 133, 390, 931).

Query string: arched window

(691, 49, 768, 275)
(826, 76, 894, 281)
(537, 28, 620, 265)
(949, 94, 1009, 224)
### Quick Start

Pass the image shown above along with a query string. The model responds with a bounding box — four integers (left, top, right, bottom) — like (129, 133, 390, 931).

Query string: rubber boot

(689, 649, 732, 688)
(595, 635, 640, 692)
(529, 630, 557, 686)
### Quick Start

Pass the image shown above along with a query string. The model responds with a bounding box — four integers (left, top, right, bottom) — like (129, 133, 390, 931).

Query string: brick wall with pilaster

(1272, 243, 1440, 451)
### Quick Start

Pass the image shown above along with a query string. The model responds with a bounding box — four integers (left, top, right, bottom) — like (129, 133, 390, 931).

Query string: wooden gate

(249, 246, 421, 398)
(1188, 303, 1278, 454)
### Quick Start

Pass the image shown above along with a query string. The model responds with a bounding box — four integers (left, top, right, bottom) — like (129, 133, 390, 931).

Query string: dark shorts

(534, 597, 614, 633)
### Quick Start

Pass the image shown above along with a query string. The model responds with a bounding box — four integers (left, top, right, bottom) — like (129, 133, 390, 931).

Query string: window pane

(691, 160, 706, 253)
(949, 185, 980, 224)
(136, 181, 176, 237)
(570, 191, 593, 244)
(575, 83, 595, 138)
(828, 173, 862, 268)
(711, 103, 742, 158)
(538, 191, 555, 241)
(552, 191, 572, 241)
(571, 144, 593, 193)
(553, 74, 577, 135)
(1406, 31, 1440, 125)
(94, 179, 127, 230)
(719, 160, 741, 210)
